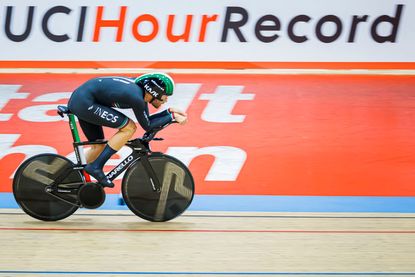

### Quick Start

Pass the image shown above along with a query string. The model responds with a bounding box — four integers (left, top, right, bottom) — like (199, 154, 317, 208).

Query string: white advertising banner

(0, 0, 414, 62)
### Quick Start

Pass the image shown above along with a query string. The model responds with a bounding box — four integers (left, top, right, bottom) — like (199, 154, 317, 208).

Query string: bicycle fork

(106, 153, 162, 193)
(140, 155, 162, 193)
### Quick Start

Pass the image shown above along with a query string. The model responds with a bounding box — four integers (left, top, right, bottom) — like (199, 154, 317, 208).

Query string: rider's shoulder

(87, 76, 135, 84)
(108, 76, 136, 84)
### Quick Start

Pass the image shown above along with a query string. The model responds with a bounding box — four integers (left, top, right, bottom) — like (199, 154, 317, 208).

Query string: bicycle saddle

(57, 105, 71, 117)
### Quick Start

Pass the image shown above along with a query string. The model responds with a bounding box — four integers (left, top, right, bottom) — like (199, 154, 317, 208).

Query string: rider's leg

(85, 144, 105, 163)
(74, 101, 135, 187)
(77, 120, 106, 163)
(107, 119, 137, 151)
(82, 119, 137, 162)
(85, 120, 136, 187)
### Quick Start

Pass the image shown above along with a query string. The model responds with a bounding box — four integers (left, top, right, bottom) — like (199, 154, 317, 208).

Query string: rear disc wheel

(13, 154, 82, 221)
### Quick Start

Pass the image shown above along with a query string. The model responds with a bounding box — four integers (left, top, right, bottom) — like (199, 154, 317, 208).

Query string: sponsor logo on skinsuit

(94, 107, 119, 123)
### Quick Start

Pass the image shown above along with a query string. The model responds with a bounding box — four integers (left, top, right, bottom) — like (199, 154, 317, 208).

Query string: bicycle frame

(64, 108, 162, 193)
(15, 106, 191, 221)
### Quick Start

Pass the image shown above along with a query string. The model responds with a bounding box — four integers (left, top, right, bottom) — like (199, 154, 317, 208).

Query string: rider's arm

(109, 83, 174, 131)
(132, 102, 173, 132)
(149, 109, 174, 121)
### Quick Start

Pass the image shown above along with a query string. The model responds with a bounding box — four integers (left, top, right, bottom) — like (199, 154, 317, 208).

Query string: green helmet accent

(134, 72, 175, 100)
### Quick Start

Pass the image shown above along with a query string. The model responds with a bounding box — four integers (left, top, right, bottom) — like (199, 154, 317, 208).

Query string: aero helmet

(135, 72, 175, 101)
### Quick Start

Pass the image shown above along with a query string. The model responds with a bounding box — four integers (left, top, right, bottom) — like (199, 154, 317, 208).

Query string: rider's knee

(121, 119, 136, 137)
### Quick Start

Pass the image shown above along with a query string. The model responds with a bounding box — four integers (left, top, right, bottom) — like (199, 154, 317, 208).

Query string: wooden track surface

(1, 209, 415, 276)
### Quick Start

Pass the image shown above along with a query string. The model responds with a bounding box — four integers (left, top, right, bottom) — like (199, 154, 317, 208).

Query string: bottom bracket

(78, 183, 105, 209)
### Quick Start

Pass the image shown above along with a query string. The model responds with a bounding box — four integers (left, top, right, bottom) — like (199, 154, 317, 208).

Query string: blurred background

(1, 0, 415, 212)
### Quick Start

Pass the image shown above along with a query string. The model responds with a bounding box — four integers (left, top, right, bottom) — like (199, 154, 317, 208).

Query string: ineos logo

(93, 107, 119, 123)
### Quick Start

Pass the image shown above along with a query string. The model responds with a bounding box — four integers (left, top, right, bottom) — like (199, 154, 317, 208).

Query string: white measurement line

(0, 68, 414, 75)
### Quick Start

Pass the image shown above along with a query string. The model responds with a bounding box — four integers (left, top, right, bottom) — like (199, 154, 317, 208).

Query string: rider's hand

(174, 113, 188, 125)
(169, 107, 187, 117)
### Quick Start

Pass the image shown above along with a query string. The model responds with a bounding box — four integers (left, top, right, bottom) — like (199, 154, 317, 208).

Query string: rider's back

(71, 77, 144, 109)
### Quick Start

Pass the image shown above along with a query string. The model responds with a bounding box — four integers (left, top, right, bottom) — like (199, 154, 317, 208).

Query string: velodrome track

(1, 209, 415, 276)
(1, 69, 415, 276)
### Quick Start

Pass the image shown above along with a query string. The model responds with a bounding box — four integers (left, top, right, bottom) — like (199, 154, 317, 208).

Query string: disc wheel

(13, 154, 82, 221)
(122, 153, 194, 222)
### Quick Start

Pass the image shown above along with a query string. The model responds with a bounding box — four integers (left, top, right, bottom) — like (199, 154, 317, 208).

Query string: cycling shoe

(84, 164, 115, 188)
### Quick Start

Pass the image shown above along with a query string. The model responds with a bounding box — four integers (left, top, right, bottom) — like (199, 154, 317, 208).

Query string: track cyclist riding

(67, 72, 187, 188)
(12, 72, 195, 222)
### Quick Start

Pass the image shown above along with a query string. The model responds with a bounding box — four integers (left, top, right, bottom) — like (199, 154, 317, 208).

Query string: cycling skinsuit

(68, 76, 173, 141)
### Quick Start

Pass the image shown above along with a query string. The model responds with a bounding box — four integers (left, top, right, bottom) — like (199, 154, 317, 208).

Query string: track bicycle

(13, 105, 195, 222)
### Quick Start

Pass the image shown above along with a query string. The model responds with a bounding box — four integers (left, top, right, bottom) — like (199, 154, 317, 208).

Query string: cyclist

(68, 72, 187, 188)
